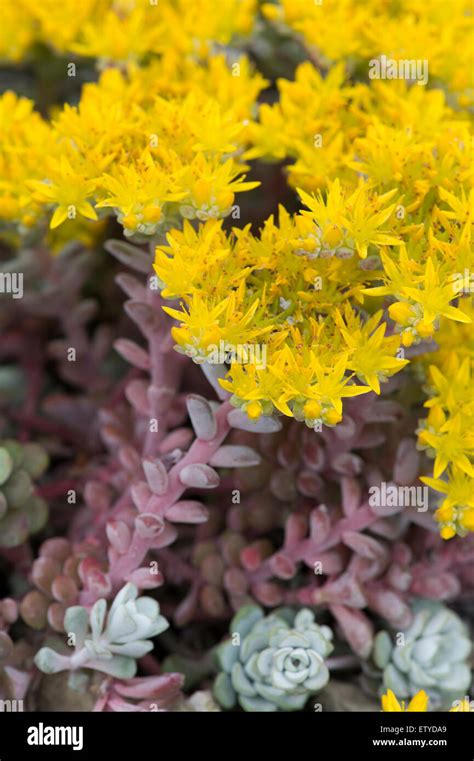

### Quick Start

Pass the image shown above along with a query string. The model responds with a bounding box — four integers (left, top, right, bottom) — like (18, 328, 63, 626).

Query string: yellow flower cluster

(154, 64, 472, 442)
(0, 1, 472, 541)
(154, 205, 409, 429)
(155, 8, 473, 538)
(381, 689, 428, 712)
(418, 301, 474, 539)
(0, 93, 57, 229)
(0, 54, 265, 238)
(249, 67, 473, 341)
(381, 689, 473, 712)
(262, 0, 473, 104)
(0, 0, 257, 64)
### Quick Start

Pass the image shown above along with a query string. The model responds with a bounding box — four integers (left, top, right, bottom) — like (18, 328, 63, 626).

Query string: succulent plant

(4, 246, 472, 712)
(0, 597, 34, 704)
(372, 599, 472, 709)
(34, 583, 169, 679)
(94, 673, 184, 712)
(0, 439, 49, 547)
(170, 390, 474, 640)
(214, 605, 334, 711)
(20, 537, 110, 632)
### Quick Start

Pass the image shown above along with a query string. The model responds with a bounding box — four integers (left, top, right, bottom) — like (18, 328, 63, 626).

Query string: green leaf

(231, 662, 257, 697)
(64, 606, 89, 647)
(229, 605, 263, 641)
(88, 655, 136, 679)
(239, 694, 277, 712)
(24, 496, 48, 534)
(0, 511, 29, 548)
(22, 443, 49, 479)
(0, 448, 13, 486)
(34, 647, 67, 674)
(240, 630, 271, 662)
(3, 470, 33, 508)
(383, 664, 409, 696)
(1, 440, 24, 468)
(274, 692, 307, 711)
(217, 640, 239, 672)
(90, 599, 107, 640)
(372, 630, 392, 669)
(213, 673, 236, 710)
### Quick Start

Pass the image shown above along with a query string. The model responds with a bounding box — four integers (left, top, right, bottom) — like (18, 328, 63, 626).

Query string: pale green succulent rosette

(214, 605, 334, 711)
(373, 599, 472, 710)
(0, 439, 49, 548)
(35, 583, 170, 679)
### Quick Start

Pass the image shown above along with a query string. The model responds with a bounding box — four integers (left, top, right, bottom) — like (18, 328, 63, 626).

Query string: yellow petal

(50, 206, 68, 229)
(407, 690, 429, 712)
(381, 690, 402, 712)
(77, 201, 98, 221)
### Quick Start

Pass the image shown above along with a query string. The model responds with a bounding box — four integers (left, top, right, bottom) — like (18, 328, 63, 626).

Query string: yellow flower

(96, 154, 185, 237)
(179, 157, 259, 222)
(268, 0, 473, 102)
(0, 0, 259, 65)
(335, 308, 408, 393)
(419, 414, 474, 480)
(388, 301, 416, 326)
(0, 91, 57, 229)
(424, 357, 472, 416)
(246, 400, 263, 420)
(154, 220, 238, 299)
(365, 249, 472, 346)
(0, 0, 472, 516)
(402, 257, 471, 328)
(299, 180, 401, 259)
(381, 689, 429, 713)
(154, 200, 406, 430)
(421, 469, 474, 539)
(28, 157, 98, 229)
(437, 187, 473, 245)
(0, 49, 265, 237)
(163, 291, 272, 365)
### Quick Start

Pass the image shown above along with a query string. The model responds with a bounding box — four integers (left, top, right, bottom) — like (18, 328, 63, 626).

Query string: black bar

(0, 711, 472, 759)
